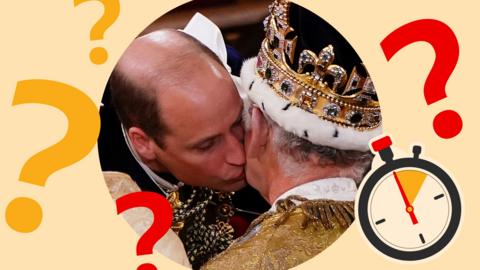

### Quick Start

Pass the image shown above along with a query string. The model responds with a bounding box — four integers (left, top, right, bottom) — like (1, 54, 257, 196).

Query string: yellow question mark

(74, 0, 120, 65)
(5, 79, 100, 233)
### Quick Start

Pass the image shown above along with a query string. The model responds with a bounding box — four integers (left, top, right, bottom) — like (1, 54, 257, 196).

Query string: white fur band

(240, 58, 382, 152)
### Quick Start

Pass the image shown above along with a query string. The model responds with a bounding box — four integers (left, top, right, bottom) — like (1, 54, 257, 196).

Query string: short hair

(270, 121, 373, 183)
(242, 100, 373, 183)
(109, 29, 224, 148)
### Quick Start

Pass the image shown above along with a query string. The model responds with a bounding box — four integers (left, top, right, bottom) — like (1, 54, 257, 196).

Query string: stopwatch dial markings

(419, 233, 425, 244)
(375, 218, 386, 225)
(434, 194, 445, 200)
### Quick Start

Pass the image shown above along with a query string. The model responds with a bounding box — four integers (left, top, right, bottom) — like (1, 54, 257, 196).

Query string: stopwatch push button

(412, 145, 422, 159)
(372, 136, 392, 152)
(371, 136, 394, 163)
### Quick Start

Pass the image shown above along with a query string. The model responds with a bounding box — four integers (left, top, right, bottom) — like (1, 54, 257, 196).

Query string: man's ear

(128, 127, 158, 161)
(246, 107, 269, 159)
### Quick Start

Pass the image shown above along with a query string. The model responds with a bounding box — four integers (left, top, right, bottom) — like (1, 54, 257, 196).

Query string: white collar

(270, 177, 357, 212)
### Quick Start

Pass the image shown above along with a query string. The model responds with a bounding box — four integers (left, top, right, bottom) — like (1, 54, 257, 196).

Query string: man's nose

(225, 133, 245, 166)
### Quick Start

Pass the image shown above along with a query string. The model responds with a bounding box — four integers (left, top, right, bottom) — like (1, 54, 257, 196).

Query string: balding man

(111, 29, 246, 192)
(108, 26, 252, 268)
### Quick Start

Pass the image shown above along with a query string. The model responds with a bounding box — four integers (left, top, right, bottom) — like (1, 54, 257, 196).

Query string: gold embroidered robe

(202, 196, 354, 270)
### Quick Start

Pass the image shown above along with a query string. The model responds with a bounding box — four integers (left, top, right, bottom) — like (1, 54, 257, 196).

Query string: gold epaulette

(247, 195, 354, 233)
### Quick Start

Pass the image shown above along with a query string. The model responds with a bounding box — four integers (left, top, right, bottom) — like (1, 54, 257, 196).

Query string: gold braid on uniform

(201, 195, 356, 270)
(244, 195, 354, 236)
(168, 187, 235, 269)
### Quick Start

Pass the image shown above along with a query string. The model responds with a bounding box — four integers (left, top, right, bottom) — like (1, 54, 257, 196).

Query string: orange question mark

(74, 0, 120, 65)
(381, 19, 463, 139)
(5, 79, 100, 233)
(116, 192, 173, 270)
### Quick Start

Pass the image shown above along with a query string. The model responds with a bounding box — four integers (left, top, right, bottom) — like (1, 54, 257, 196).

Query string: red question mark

(381, 19, 463, 139)
(116, 192, 173, 270)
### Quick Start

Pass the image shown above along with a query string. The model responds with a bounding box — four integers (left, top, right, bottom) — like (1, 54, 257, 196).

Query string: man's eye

(196, 140, 215, 151)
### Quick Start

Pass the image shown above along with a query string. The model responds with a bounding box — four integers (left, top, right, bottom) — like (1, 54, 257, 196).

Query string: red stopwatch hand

(393, 171, 419, 225)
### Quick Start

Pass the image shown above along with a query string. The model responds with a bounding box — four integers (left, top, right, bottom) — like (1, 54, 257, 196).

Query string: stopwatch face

(358, 159, 461, 261)
(368, 167, 451, 252)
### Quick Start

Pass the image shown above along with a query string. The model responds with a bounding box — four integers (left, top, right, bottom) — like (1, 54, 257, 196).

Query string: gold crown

(256, 0, 381, 130)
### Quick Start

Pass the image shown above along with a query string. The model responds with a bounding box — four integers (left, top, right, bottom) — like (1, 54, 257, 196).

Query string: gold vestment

(202, 196, 354, 270)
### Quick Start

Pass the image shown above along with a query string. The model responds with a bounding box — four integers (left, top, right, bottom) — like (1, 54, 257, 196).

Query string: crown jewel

(256, 0, 381, 130)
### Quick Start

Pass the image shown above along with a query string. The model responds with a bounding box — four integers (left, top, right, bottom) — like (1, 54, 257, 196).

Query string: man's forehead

(160, 76, 241, 140)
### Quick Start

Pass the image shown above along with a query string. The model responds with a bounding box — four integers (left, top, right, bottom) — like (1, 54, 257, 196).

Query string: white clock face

(368, 168, 452, 251)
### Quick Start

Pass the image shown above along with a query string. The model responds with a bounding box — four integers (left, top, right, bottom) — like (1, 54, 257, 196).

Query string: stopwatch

(357, 136, 461, 261)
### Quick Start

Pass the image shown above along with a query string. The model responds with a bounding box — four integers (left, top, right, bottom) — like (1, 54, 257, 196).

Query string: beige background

(0, 0, 478, 269)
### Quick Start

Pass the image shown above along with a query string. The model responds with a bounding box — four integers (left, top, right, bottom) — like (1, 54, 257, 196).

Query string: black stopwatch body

(358, 140, 461, 261)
